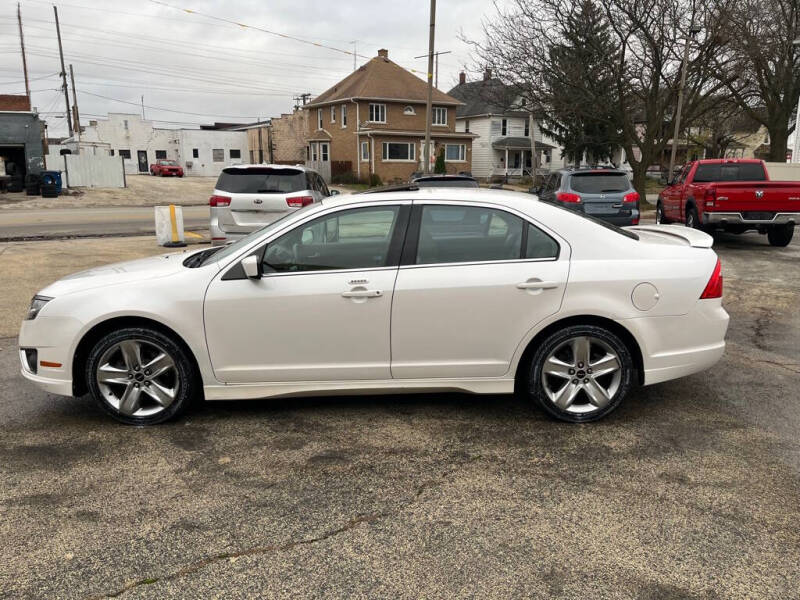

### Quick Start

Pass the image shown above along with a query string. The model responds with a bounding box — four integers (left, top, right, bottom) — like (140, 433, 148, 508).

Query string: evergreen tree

(434, 148, 446, 174)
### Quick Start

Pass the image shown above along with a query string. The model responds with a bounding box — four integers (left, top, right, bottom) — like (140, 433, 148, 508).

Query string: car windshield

(215, 167, 306, 194)
(160, 160, 178, 166)
(414, 177, 479, 188)
(550, 202, 639, 240)
(692, 162, 767, 182)
(200, 204, 319, 266)
(570, 173, 629, 193)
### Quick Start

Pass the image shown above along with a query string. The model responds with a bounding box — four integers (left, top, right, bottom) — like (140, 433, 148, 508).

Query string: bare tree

(712, 0, 800, 162)
(464, 0, 731, 196)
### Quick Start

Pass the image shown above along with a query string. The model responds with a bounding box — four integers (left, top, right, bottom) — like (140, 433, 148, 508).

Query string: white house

(72, 113, 247, 177)
(448, 71, 564, 180)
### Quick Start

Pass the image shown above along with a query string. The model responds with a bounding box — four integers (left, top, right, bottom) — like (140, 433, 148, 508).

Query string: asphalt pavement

(0, 206, 209, 240)
(0, 231, 798, 599)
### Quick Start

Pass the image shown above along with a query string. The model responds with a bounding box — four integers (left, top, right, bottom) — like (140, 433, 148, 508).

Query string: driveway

(0, 231, 798, 599)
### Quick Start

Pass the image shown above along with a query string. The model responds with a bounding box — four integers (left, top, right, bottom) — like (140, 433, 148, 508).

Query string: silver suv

(531, 168, 640, 226)
(209, 164, 335, 245)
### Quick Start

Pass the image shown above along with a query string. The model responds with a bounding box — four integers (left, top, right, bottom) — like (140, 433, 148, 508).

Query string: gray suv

(531, 168, 639, 226)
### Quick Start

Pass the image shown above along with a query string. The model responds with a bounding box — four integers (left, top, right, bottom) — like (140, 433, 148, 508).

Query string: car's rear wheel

(767, 224, 794, 247)
(86, 327, 197, 425)
(685, 205, 700, 229)
(655, 201, 669, 224)
(529, 325, 633, 423)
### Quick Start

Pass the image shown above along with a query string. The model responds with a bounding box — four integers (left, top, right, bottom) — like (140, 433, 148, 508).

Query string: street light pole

(668, 24, 700, 179)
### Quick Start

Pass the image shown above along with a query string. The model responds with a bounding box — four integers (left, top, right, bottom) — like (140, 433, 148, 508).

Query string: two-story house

(447, 71, 563, 181)
(304, 49, 476, 183)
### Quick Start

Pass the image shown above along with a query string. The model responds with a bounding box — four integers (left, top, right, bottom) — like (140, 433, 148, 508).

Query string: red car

(656, 159, 798, 247)
(150, 160, 184, 177)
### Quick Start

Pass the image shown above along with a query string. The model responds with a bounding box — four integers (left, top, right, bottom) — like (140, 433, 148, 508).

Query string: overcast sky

(0, 0, 507, 137)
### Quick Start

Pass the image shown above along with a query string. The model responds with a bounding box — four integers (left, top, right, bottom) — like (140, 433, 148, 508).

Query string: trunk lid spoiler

(626, 224, 714, 248)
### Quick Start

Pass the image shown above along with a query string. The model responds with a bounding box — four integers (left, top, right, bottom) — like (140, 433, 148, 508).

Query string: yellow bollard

(163, 204, 186, 248)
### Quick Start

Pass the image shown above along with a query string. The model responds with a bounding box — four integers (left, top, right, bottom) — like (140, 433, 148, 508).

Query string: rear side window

(215, 168, 306, 194)
(526, 224, 559, 259)
(693, 162, 767, 182)
(569, 173, 630, 193)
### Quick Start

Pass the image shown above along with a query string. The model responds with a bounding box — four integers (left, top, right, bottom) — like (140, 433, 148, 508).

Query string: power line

(77, 90, 258, 120)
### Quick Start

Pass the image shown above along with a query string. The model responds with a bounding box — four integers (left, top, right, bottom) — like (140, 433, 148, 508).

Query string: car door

(204, 202, 410, 383)
(390, 202, 569, 379)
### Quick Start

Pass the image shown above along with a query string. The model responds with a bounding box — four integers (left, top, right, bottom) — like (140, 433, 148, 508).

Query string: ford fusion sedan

(19, 188, 728, 425)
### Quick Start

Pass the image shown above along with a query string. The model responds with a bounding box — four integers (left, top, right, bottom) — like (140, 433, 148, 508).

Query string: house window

(501, 119, 508, 136)
(109, 149, 115, 156)
(369, 103, 386, 123)
(212, 149, 224, 162)
(317, 108, 323, 129)
(155, 150, 167, 159)
(361, 141, 369, 161)
(192, 148, 199, 158)
(432, 107, 447, 126)
(123, 120, 129, 130)
(321, 143, 329, 161)
(524, 119, 530, 137)
(230, 149, 241, 159)
(382, 142, 415, 161)
(119, 149, 131, 159)
(465, 119, 470, 133)
(403, 106, 416, 115)
(341, 104, 347, 128)
(330, 105, 336, 123)
(445, 144, 466, 162)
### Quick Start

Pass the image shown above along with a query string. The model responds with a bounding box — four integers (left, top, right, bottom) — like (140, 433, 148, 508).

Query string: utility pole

(141, 95, 145, 120)
(423, 0, 436, 174)
(257, 117, 264, 163)
(414, 50, 451, 89)
(300, 93, 311, 106)
(668, 24, 700, 180)
(69, 64, 80, 140)
(53, 6, 73, 138)
(17, 3, 30, 100)
(792, 39, 800, 163)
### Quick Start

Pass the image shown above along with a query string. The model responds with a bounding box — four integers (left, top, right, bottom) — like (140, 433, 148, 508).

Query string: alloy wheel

(96, 339, 179, 417)
(541, 335, 622, 415)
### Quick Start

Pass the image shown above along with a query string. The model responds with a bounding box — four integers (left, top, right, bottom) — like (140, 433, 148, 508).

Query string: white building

(72, 113, 247, 177)
(448, 72, 564, 180)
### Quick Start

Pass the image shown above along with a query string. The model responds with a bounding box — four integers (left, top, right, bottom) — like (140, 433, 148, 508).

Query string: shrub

(368, 173, 383, 187)
(434, 149, 446, 174)
(331, 171, 359, 184)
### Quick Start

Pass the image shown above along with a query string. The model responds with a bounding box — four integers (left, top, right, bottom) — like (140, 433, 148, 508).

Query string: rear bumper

(557, 202, 639, 225)
(704, 212, 800, 226)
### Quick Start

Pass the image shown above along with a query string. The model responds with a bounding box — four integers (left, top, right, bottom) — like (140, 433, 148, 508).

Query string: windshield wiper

(183, 246, 222, 268)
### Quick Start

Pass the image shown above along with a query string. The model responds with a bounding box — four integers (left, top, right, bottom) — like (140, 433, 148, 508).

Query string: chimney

(459, 72, 466, 85)
(377, 48, 388, 59)
(484, 68, 492, 81)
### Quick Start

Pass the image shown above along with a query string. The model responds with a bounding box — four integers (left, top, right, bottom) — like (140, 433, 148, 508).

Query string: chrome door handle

(341, 289, 383, 298)
(517, 280, 558, 290)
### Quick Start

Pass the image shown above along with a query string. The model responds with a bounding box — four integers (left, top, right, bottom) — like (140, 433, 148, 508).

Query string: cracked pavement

(0, 230, 799, 599)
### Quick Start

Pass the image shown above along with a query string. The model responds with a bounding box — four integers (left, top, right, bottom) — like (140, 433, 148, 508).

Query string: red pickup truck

(656, 159, 798, 247)
(150, 160, 184, 177)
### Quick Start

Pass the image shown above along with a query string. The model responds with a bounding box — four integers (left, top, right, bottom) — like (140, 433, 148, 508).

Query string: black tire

(25, 184, 40, 196)
(685, 205, 700, 229)
(767, 224, 794, 247)
(655, 201, 669, 224)
(85, 327, 198, 425)
(7, 178, 24, 193)
(528, 324, 634, 423)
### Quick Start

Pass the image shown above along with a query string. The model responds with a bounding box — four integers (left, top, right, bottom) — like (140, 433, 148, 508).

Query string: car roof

(411, 174, 476, 181)
(222, 163, 316, 173)
(323, 186, 538, 212)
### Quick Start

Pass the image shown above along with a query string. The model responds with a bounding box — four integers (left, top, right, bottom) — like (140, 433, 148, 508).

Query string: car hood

(39, 249, 206, 297)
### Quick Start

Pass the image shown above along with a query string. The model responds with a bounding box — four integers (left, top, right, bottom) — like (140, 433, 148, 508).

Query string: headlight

(26, 295, 53, 320)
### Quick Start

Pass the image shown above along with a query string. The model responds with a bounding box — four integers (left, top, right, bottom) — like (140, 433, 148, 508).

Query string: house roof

(0, 94, 31, 111)
(305, 51, 463, 108)
(446, 78, 527, 118)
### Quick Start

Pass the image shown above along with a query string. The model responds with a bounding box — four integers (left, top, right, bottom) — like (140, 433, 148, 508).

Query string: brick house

(303, 49, 475, 183)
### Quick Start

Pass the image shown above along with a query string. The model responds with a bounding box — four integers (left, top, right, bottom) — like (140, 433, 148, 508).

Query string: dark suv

(531, 168, 639, 226)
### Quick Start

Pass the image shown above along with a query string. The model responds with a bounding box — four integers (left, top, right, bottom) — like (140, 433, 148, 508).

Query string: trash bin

(40, 170, 63, 194)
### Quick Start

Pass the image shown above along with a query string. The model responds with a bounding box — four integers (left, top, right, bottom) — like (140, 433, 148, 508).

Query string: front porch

(491, 137, 555, 180)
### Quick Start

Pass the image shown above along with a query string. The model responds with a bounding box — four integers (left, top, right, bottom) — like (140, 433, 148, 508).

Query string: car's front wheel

(86, 327, 198, 425)
(528, 325, 633, 423)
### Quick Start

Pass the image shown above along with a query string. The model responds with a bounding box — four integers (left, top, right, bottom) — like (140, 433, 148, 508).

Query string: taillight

(556, 192, 581, 203)
(286, 195, 314, 208)
(631, 216, 639, 225)
(209, 195, 231, 207)
(700, 258, 723, 299)
(704, 187, 716, 208)
(623, 191, 639, 203)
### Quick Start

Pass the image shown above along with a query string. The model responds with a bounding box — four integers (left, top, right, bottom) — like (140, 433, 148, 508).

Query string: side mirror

(241, 255, 261, 279)
(329, 189, 341, 196)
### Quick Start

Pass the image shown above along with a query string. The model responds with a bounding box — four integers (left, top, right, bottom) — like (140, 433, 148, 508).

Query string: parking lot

(1, 227, 798, 599)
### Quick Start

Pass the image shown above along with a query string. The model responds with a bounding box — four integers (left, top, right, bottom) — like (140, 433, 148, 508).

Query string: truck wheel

(656, 201, 669, 224)
(685, 205, 700, 229)
(767, 224, 794, 247)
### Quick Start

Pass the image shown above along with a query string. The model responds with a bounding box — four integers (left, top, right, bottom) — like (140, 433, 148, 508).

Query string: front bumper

(18, 314, 84, 397)
(704, 212, 800, 226)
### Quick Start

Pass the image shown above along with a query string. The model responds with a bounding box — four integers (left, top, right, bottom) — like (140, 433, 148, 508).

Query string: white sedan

(19, 188, 729, 425)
